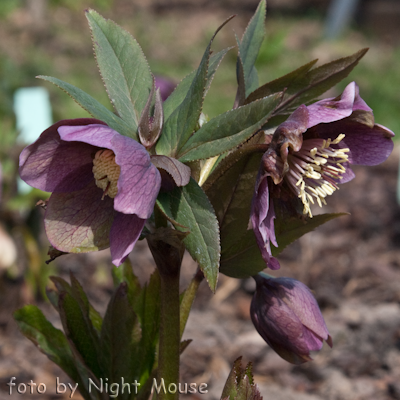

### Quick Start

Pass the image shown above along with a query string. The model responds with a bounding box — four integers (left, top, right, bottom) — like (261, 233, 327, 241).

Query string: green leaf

(220, 212, 347, 279)
(271, 212, 348, 257)
(38, 76, 135, 139)
(163, 48, 232, 121)
(100, 283, 141, 386)
(134, 270, 161, 385)
(112, 258, 142, 308)
(177, 93, 282, 162)
(275, 48, 368, 113)
(159, 179, 220, 291)
(156, 16, 234, 157)
(244, 59, 318, 105)
(221, 357, 262, 400)
(50, 275, 103, 335)
(58, 291, 104, 377)
(86, 9, 153, 135)
(14, 305, 79, 383)
(238, 0, 266, 97)
(208, 151, 263, 279)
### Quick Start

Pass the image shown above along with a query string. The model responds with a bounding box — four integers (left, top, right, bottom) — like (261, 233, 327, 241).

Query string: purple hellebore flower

(250, 274, 332, 365)
(19, 118, 187, 266)
(251, 82, 394, 270)
(155, 76, 175, 101)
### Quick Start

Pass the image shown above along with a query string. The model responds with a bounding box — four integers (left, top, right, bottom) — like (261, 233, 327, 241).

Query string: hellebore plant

(14, 2, 394, 400)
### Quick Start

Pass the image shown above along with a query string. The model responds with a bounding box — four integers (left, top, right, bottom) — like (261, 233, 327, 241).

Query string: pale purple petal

(352, 82, 372, 112)
(110, 212, 146, 266)
(19, 119, 105, 192)
(44, 181, 114, 253)
(111, 134, 161, 219)
(58, 124, 162, 219)
(307, 82, 358, 128)
(58, 123, 116, 149)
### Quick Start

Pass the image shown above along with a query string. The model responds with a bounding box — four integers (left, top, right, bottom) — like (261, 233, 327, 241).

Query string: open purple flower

(251, 82, 394, 269)
(250, 274, 332, 365)
(19, 118, 190, 266)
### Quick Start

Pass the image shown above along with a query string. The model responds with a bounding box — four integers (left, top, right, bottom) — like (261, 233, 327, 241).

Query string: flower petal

(44, 180, 114, 253)
(58, 124, 162, 218)
(277, 278, 330, 343)
(109, 212, 146, 266)
(19, 119, 106, 192)
(313, 120, 394, 166)
(306, 82, 360, 128)
(57, 123, 116, 148)
(150, 155, 191, 187)
(251, 175, 280, 270)
(111, 134, 161, 219)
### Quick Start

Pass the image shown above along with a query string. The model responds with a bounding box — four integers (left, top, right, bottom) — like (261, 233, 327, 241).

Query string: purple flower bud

(250, 274, 332, 365)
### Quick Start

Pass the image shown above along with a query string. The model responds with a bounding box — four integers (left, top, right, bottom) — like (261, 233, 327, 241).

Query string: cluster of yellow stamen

(92, 149, 121, 199)
(285, 134, 349, 217)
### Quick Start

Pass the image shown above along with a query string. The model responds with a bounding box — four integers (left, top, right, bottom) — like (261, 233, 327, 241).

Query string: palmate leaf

(86, 9, 153, 136)
(156, 16, 235, 158)
(58, 291, 104, 378)
(14, 306, 80, 383)
(38, 76, 135, 139)
(99, 283, 141, 390)
(157, 179, 220, 292)
(177, 93, 282, 163)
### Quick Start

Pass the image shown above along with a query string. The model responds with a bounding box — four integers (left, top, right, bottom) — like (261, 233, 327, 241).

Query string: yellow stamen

(92, 149, 121, 199)
(286, 134, 349, 217)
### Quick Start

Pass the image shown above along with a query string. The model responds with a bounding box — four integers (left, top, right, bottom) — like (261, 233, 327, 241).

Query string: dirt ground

(0, 144, 400, 400)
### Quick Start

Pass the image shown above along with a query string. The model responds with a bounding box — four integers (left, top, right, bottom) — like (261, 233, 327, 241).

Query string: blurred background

(1, 0, 400, 399)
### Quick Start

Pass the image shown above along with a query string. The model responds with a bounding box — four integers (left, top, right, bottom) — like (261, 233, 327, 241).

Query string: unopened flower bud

(250, 274, 332, 365)
(138, 78, 164, 149)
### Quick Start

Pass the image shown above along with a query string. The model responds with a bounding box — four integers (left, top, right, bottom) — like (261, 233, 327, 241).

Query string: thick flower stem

(158, 266, 181, 400)
(147, 228, 185, 400)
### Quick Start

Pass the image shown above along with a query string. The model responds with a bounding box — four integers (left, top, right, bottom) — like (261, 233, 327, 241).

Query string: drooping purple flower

(19, 119, 190, 266)
(250, 274, 332, 365)
(251, 82, 394, 269)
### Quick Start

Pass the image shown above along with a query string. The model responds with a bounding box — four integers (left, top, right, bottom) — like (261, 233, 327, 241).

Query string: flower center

(92, 149, 121, 199)
(285, 134, 349, 217)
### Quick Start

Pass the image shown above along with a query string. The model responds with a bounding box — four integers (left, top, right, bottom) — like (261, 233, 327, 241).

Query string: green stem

(158, 266, 181, 400)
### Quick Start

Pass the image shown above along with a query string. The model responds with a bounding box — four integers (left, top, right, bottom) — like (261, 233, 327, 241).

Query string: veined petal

(58, 123, 116, 148)
(277, 278, 330, 343)
(312, 120, 394, 166)
(110, 212, 146, 266)
(111, 134, 161, 219)
(58, 124, 162, 218)
(19, 119, 105, 192)
(44, 180, 114, 253)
